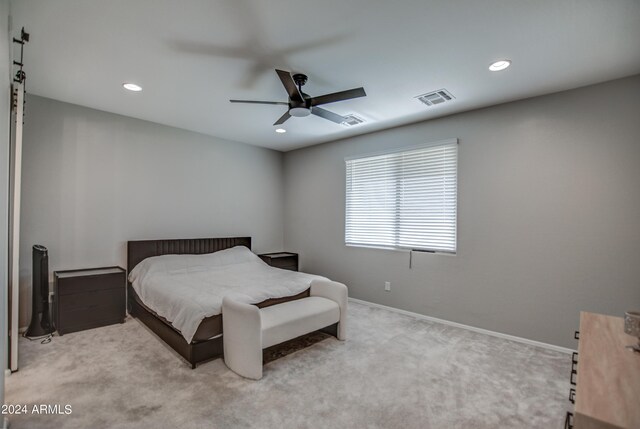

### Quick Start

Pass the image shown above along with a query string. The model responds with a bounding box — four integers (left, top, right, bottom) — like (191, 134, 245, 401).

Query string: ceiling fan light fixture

(275, 128, 286, 133)
(123, 82, 142, 92)
(489, 60, 511, 71)
(289, 107, 311, 117)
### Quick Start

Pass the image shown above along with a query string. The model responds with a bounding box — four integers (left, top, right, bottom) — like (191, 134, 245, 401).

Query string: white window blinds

(345, 139, 458, 253)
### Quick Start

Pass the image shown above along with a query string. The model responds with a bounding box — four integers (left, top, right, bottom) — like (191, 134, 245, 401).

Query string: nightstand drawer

(270, 259, 297, 270)
(57, 288, 124, 311)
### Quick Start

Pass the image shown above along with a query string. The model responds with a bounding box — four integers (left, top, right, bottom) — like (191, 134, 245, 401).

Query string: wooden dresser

(571, 312, 640, 429)
(54, 267, 126, 335)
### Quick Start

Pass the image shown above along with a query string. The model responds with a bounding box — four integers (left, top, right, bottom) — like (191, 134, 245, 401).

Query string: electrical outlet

(384, 281, 391, 291)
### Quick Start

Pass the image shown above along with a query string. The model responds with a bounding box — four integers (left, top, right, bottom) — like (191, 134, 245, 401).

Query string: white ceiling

(11, 0, 640, 151)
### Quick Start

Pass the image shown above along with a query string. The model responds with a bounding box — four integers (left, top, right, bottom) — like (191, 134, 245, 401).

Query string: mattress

(128, 246, 327, 343)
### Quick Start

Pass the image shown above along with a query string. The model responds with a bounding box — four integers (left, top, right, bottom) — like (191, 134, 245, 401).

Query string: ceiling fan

(230, 69, 366, 126)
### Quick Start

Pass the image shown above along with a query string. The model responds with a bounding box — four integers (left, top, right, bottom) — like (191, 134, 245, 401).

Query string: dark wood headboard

(127, 237, 251, 274)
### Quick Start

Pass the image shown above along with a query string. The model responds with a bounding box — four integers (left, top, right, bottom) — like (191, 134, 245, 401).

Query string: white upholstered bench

(222, 279, 347, 379)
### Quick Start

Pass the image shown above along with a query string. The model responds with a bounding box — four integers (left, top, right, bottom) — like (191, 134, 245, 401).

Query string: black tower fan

(25, 244, 54, 337)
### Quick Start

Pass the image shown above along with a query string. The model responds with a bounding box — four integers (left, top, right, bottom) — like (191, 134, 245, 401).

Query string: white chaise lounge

(222, 279, 347, 379)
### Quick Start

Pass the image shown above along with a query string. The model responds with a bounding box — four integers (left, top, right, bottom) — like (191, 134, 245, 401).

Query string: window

(345, 139, 458, 253)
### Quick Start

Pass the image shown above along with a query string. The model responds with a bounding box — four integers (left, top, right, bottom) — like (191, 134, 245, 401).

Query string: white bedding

(128, 246, 327, 343)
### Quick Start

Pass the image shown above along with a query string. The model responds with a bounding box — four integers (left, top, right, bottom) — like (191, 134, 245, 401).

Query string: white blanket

(129, 246, 327, 343)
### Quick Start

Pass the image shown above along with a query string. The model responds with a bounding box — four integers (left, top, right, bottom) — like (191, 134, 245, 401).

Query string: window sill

(345, 243, 456, 256)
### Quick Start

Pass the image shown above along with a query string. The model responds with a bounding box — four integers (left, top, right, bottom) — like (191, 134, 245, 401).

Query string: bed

(127, 237, 335, 368)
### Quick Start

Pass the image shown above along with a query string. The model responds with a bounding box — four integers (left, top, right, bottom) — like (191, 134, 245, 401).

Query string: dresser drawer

(57, 302, 125, 335)
(55, 271, 125, 295)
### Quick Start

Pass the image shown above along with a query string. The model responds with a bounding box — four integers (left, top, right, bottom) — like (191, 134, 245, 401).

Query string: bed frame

(127, 237, 252, 368)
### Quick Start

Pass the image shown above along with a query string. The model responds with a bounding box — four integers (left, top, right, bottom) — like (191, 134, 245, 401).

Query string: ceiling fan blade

(275, 69, 303, 103)
(230, 99, 289, 105)
(273, 111, 291, 125)
(309, 87, 366, 106)
(311, 107, 346, 124)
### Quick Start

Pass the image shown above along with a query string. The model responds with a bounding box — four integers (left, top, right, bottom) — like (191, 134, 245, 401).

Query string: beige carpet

(6, 301, 572, 429)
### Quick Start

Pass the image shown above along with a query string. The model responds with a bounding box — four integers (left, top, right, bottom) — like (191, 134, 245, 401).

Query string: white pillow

(128, 245, 261, 283)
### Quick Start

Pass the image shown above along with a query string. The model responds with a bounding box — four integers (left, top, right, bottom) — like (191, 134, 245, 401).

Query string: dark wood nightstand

(259, 252, 298, 271)
(54, 266, 126, 335)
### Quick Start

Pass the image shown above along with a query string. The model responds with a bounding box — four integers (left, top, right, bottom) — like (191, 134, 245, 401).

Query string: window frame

(344, 138, 458, 254)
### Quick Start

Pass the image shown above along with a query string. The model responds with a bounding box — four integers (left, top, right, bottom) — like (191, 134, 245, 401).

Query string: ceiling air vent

(341, 114, 365, 126)
(415, 89, 455, 106)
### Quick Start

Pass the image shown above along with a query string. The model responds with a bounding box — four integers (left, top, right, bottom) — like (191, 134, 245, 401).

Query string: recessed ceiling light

(123, 82, 142, 92)
(275, 128, 286, 133)
(489, 60, 511, 71)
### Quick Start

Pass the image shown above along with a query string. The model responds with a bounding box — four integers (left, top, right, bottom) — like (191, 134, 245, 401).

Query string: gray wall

(0, 0, 10, 409)
(19, 95, 284, 327)
(283, 75, 640, 348)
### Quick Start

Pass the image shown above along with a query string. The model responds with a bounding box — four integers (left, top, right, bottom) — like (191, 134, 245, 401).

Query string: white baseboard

(348, 297, 574, 354)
